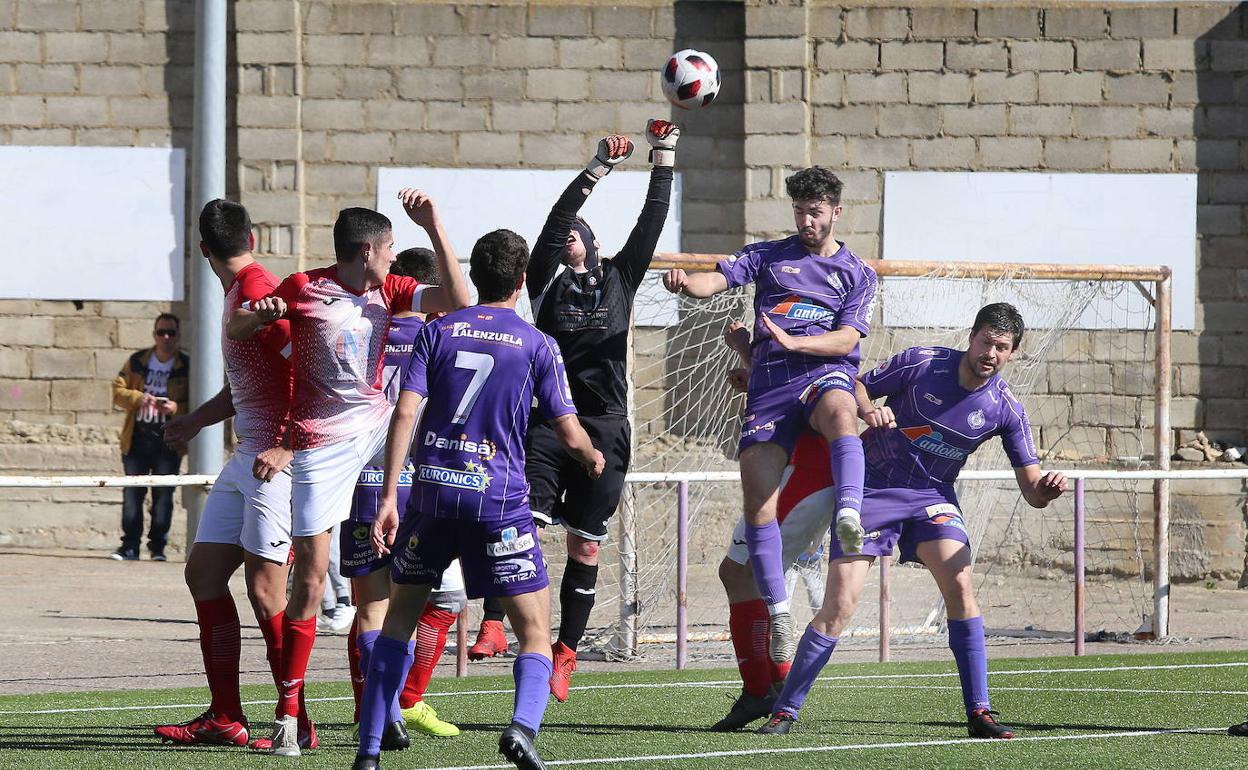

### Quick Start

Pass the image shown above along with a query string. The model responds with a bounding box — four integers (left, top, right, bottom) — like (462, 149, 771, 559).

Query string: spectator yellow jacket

(111, 348, 191, 455)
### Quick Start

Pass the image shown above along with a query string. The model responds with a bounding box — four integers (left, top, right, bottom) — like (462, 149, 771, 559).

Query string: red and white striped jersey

(269, 266, 423, 449)
(222, 262, 292, 454)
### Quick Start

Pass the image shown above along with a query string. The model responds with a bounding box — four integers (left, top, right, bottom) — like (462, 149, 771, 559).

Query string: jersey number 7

(452, 351, 495, 423)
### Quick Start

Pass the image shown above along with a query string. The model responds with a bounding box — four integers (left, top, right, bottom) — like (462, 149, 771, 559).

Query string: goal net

(572, 258, 1169, 662)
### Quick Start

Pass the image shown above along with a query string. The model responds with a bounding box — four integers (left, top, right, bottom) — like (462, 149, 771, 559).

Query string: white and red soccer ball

(661, 48, 720, 110)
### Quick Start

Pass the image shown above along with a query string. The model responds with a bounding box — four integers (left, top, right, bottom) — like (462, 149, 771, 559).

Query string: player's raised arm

(613, 120, 679, 291)
(397, 188, 470, 314)
(1014, 464, 1067, 508)
(226, 296, 286, 340)
(662, 267, 728, 298)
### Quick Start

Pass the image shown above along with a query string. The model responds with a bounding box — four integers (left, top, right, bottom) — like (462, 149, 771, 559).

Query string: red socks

(400, 606, 457, 709)
(195, 596, 243, 723)
(728, 599, 773, 698)
(257, 610, 285, 692)
(276, 615, 317, 719)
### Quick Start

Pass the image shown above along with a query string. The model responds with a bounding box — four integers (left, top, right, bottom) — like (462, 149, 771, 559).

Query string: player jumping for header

(228, 192, 470, 756)
(758, 303, 1067, 739)
(662, 167, 877, 662)
(353, 229, 604, 770)
(470, 120, 680, 701)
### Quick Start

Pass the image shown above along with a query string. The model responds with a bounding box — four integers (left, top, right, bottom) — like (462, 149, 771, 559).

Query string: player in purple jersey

(353, 229, 605, 770)
(662, 167, 878, 662)
(758, 304, 1068, 740)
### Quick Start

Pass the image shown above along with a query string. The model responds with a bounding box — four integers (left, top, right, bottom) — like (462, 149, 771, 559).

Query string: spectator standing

(110, 312, 190, 561)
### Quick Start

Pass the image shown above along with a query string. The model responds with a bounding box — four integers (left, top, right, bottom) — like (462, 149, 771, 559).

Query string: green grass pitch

(2, 650, 1247, 769)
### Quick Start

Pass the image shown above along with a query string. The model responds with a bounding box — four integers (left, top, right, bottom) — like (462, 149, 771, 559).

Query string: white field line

(3, 660, 1247, 717)
(433, 728, 1228, 770)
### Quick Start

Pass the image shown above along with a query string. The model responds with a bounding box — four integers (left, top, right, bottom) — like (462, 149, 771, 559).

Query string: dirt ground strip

(2, 548, 1248, 697)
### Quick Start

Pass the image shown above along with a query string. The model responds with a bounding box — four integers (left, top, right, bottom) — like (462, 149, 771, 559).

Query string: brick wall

(0, 1, 1244, 578)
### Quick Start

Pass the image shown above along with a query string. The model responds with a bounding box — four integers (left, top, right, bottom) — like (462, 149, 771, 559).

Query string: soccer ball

(661, 49, 720, 110)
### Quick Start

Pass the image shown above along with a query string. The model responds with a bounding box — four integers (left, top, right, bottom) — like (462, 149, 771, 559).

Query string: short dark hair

(392, 247, 439, 284)
(154, 312, 180, 331)
(333, 207, 392, 262)
(971, 303, 1025, 349)
(785, 166, 843, 206)
(470, 229, 529, 303)
(198, 199, 252, 259)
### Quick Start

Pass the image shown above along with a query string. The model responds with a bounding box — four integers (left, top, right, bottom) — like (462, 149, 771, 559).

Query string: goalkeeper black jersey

(528, 166, 673, 417)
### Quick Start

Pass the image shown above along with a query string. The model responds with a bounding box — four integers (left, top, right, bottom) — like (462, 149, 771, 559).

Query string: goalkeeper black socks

(557, 558, 599, 650)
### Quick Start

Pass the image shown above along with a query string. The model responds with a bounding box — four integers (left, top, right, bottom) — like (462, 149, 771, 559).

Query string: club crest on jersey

(770, 295, 834, 323)
(967, 409, 986, 429)
(418, 461, 492, 492)
(900, 426, 968, 460)
(487, 526, 535, 557)
(424, 430, 497, 461)
(826, 272, 844, 292)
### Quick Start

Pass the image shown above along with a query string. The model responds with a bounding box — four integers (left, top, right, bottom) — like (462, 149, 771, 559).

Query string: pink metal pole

(879, 556, 891, 663)
(676, 480, 689, 670)
(456, 608, 468, 677)
(1074, 478, 1086, 656)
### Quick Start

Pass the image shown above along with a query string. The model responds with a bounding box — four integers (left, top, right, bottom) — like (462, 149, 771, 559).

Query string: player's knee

(569, 536, 600, 564)
(718, 558, 750, 597)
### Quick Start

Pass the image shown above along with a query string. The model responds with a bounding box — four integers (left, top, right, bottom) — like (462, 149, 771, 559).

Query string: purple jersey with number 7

(716, 235, 878, 390)
(860, 346, 1039, 493)
(400, 305, 577, 522)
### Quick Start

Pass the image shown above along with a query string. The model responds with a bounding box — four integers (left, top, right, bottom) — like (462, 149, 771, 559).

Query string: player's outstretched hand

(860, 404, 896, 429)
(726, 367, 749, 393)
(584, 449, 606, 480)
(398, 187, 439, 230)
(646, 119, 680, 167)
(1038, 471, 1067, 501)
(662, 268, 689, 294)
(372, 498, 400, 557)
(586, 134, 634, 179)
(253, 296, 287, 323)
(253, 446, 293, 482)
(760, 314, 799, 351)
(163, 415, 200, 446)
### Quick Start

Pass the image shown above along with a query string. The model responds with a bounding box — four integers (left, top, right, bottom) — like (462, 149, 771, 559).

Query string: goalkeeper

(757, 303, 1067, 740)
(469, 119, 680, 702)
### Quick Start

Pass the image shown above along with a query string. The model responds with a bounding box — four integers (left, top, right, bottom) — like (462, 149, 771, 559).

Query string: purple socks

(948, 616, 991, 714)
(774, 625, 838, 718)
(829, 435, 865, 514)
(512, 652, 553, 734)
(356, 634, 413, 757)
(745, 520, 788, 611)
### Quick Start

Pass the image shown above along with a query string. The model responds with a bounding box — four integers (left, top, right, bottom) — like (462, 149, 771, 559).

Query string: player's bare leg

(919, 539, 1011, 739)
(549, 533, 598, 702)
(738, 443, 795, 662)
(808, 388, 867, 555)
(761, 555, 873, 735)
(498, 589, 554, 770)
(354, 582, 431, 770)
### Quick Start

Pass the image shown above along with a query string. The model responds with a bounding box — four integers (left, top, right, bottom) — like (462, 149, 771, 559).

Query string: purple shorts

(390, 508, 548, 599)
(827, 485, 970, 564)
(738, 365, 857, 455)
(340, 465, 413, 578)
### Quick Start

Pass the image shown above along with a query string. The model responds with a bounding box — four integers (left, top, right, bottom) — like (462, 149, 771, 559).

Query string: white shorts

(196, 449, 293, 563)
(290, 419, 390, 538)
(724, 485, 837, 568)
